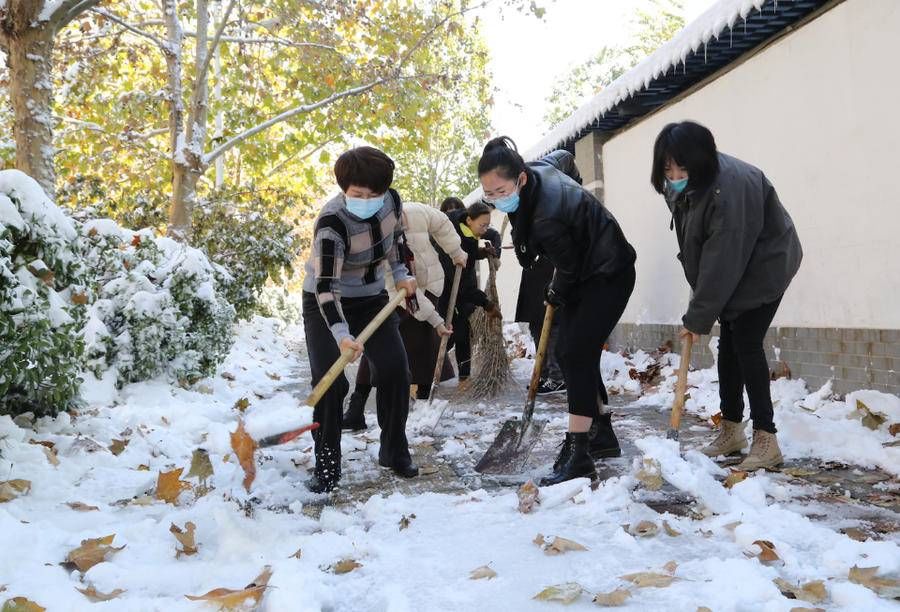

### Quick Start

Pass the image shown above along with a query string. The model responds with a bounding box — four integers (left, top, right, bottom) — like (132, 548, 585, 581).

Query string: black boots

(378, 447, 419, 478)
(588, 413, 621, 459)
(307, 445, 340, 493)
(540, 432, 597, 486)
(342, 391, 368, 431)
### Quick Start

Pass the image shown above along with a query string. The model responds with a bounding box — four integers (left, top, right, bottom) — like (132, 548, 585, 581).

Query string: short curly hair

(333, 146, 395, 193)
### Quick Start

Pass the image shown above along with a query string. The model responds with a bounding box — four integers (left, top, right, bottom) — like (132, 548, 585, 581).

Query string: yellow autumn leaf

(230, 420, 257, 492)
(331, 559, 362, 574)
(631, 521, 658, 538)
(533, 582, 582, 604)
(64, 534, 125, 573)
(0, 480, 31, 503)
(848, 565, 900, 597)
(170, 522, 198, 558)
(185, 566, 272, 610)
(619, 572, 676, 588)
(593, 589, 631, 606)
(155, 468, 191, 504)
(544, 536, 588, 555)
(2, 597, 46, 611)
(517, 480, 539, 513)
(75, 585, 126, 602)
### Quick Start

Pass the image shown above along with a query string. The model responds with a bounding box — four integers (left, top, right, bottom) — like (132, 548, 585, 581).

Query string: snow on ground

(1, 318, 898, 611)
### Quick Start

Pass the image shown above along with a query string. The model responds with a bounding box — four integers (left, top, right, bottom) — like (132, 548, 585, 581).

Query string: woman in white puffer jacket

(343, 202, 468, 429)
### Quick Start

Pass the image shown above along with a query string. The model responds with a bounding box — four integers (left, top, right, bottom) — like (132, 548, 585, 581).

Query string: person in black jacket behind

(478, 137, 636, 485)
(437, 202, 502, 386)
(652, 121, 801, 471)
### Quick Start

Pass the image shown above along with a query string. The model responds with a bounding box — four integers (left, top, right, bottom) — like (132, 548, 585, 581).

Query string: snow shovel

(428, 264, 463, 405)
(257, 288, 409, 448)
(665, 334, 694, 443)
(474, 304, 555, 474)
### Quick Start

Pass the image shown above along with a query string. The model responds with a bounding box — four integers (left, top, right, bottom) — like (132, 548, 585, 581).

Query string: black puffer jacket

(437, 209, 490, 317)
(510, 150, 636, 300)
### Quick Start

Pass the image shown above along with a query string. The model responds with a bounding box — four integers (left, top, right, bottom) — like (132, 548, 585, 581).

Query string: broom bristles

(466, 258, 510, 399)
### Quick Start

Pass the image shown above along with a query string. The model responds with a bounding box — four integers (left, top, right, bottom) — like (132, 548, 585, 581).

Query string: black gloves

(544, 284, 565, 308)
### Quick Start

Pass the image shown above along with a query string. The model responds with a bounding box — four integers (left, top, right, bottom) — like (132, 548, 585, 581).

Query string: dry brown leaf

(233, 397, 250, 412)
(533, 533, 546, 547)
(398, 514, 416, 531)
(0, 480, 32, 503)
(2, 597, 46, 611)
(544, 536, 588, 555)
(889, 423, 900, 436)
(635, 459, 663, 491)
(221, 372, 236, 381)
(532, 582, 582, 604)
(66, 502, 99, 512)
(593, 589, 630, 606)
(662, 520, 682, 537)
(724, 469, 749, 488)
(517, 480, 540, 514)
(857, 400, 886, 430)
(848, 565, 900, 597)
(155, 468, 191, 504)
(631, 521, 658, 538)
(663, 560, 678, 575)
(710, 412, 723, 427)
(749, 540, 781, 565)
(230, 420, 257, 492)
(170, 522, 198, 558)
(185, 565, 272, 609)
(186, 449, 214, 485)
(782, 467, 818, 478)
(108, 439, 129, 456)
(469, 565, 497, 580)
(64, 534, 125, 573)
(841, 527, 868, 542)
(697, 608, 713, 612)
(798, 580, 827, 604)
(289, 548, 302, 559)
(620, 572, 676, 588)
(418, 465, 439, 476)
(136, 464, 150, 471)
(331, 559, 362, 575)
(265, 371, 281, 380)
(75, 586, 126, 602)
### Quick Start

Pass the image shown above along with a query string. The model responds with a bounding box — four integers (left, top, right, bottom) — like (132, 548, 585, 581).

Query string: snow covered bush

(0, 170, 89, 416)
(77, 221, 236, 385)
(254, 283, 303, 324)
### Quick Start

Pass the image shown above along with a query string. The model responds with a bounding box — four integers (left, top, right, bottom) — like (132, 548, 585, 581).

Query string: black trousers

(718, 297, 782, 433)
(451, 309, 473, 379)
(558, 266, 635, 418)
(302, 292, 411, 481)
(528, 311, 565, 381)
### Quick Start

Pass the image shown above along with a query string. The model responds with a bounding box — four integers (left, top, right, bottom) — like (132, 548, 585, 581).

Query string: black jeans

(558, 266, 635, 418)
(718, 297, 782, 433)
(302, 292, 411, 482)
(529, 311, 565, 382)
(450, 307, 473, 379)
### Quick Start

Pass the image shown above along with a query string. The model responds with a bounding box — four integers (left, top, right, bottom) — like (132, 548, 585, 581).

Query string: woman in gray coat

(651, 121, 802, 470)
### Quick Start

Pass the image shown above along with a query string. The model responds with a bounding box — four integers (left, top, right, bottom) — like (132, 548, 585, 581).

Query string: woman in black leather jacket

(478, 136, 636, 485)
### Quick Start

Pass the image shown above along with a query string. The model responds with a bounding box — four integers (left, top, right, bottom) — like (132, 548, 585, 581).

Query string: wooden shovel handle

(669, 334, 694, 431)
(430, 265, 463, 390)
(304, 288, 408, 408)
(523, 304, 555, 424)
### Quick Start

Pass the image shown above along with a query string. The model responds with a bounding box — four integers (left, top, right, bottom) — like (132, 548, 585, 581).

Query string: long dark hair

(478, 136, 526, 180)
(650, 121, 719, 194)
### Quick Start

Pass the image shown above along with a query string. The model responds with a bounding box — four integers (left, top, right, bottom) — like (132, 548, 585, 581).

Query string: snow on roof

(523, 0, 770, 161)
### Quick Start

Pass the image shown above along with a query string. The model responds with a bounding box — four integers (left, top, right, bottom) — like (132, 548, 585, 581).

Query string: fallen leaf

(710, 412, 723, 426)
(221, 372, 236, 381)
(265, 371, 281, 380)
(331, 559, 362, 574)
(160, 416, 170, 426)
(533, 582, 582, 604)
(186, 449, 214, 485)
(857, 399, 886, 430)
(233, 397, 250, 412)
(631, 521, 658, 538)
(533, 533, 546, 547)
(841, 527, 868, 542)
(170, 522, 198, 558)
(636, 459, 663, 491)
(75, 585, 126, 602)
(848, 565, 900, 597)
(663, 560, 678, 574)
(108, 439, 129, 456)
(593, 589, 630, 606)
(398, 514, 416, 531)
(619, 572, 676, 588)
(798, 580, 827, 604)
(889, 423, 900, 436)
(469, 565, 497, 580)
(517, 480, 540, 513)
(544, 536, 588, 555)
(231, 420, 257, 492)
(136, 464, 150, 471)
(724, 469, 749, 488)
(64, 534, 125, 573)
(40, 446, 59, 466)
(748, 540, 781, 565)
(0, 480, 32, 503)
(1, 597, 45, 611)
(155, 468, 191, 504)
(185, 565, 272, 608)
(289, 548, 302, 559)
(781, 467, 818, 477)
(662, 520, 682, 537)
(418, 465, 439, 476)
(697, 608, 712, 612)
(66, 502, 99, 512)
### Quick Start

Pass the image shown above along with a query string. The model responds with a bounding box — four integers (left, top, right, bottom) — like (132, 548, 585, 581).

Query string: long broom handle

(669, 334, 694, 431)
(522, 304, 556, 425)
(430, 265, 463, 392)
(304, 288, 408, 408)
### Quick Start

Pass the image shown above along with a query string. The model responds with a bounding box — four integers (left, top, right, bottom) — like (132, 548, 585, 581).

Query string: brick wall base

(609, 323, 899, 397)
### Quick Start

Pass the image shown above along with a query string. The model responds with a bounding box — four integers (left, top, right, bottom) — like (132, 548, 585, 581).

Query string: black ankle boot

(589, 413, 621, 459)
(540, 432, 597, 486)
(552, 435, 572, 472)
(306, 473, 337, 494)
(342, 391, 368, 431)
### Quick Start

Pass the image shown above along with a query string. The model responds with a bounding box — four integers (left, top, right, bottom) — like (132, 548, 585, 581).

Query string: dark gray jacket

(668, 153, 802, 334)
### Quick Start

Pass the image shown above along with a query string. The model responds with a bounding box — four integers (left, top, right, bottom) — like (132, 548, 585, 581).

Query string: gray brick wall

(609, 323, 899, 397)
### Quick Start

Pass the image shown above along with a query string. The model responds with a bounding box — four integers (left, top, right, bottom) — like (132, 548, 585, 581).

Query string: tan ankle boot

(701, 419, 748, 457)
(737, 430, 784, 471)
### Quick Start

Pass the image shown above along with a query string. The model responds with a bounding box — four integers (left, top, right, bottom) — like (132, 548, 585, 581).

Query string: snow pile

(526, 0, 780, 159)
(0, 170, 89, 414)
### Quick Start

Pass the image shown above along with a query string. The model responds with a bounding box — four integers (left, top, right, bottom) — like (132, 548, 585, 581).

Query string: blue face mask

(486, 178, 521, 214)
(667, 177, 689, 194)
(345, 193, 385, 219)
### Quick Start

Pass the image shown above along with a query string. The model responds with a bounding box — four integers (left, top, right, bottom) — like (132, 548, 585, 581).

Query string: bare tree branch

(90, 7, 167, 49)
(195, 0, 236, 87)
(54, 0, 101, 31)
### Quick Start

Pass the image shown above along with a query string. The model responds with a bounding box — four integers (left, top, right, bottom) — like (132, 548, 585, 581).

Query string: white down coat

(385, 202, 465, 328)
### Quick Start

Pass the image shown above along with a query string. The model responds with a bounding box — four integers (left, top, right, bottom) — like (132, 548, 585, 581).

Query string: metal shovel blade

(474, 418, 546, 474)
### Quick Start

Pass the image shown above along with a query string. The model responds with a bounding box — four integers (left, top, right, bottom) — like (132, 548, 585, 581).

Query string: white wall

(602, 0, 900, 330)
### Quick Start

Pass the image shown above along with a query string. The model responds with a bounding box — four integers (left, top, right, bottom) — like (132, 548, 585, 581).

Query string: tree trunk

(6, 27, 57, 198)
